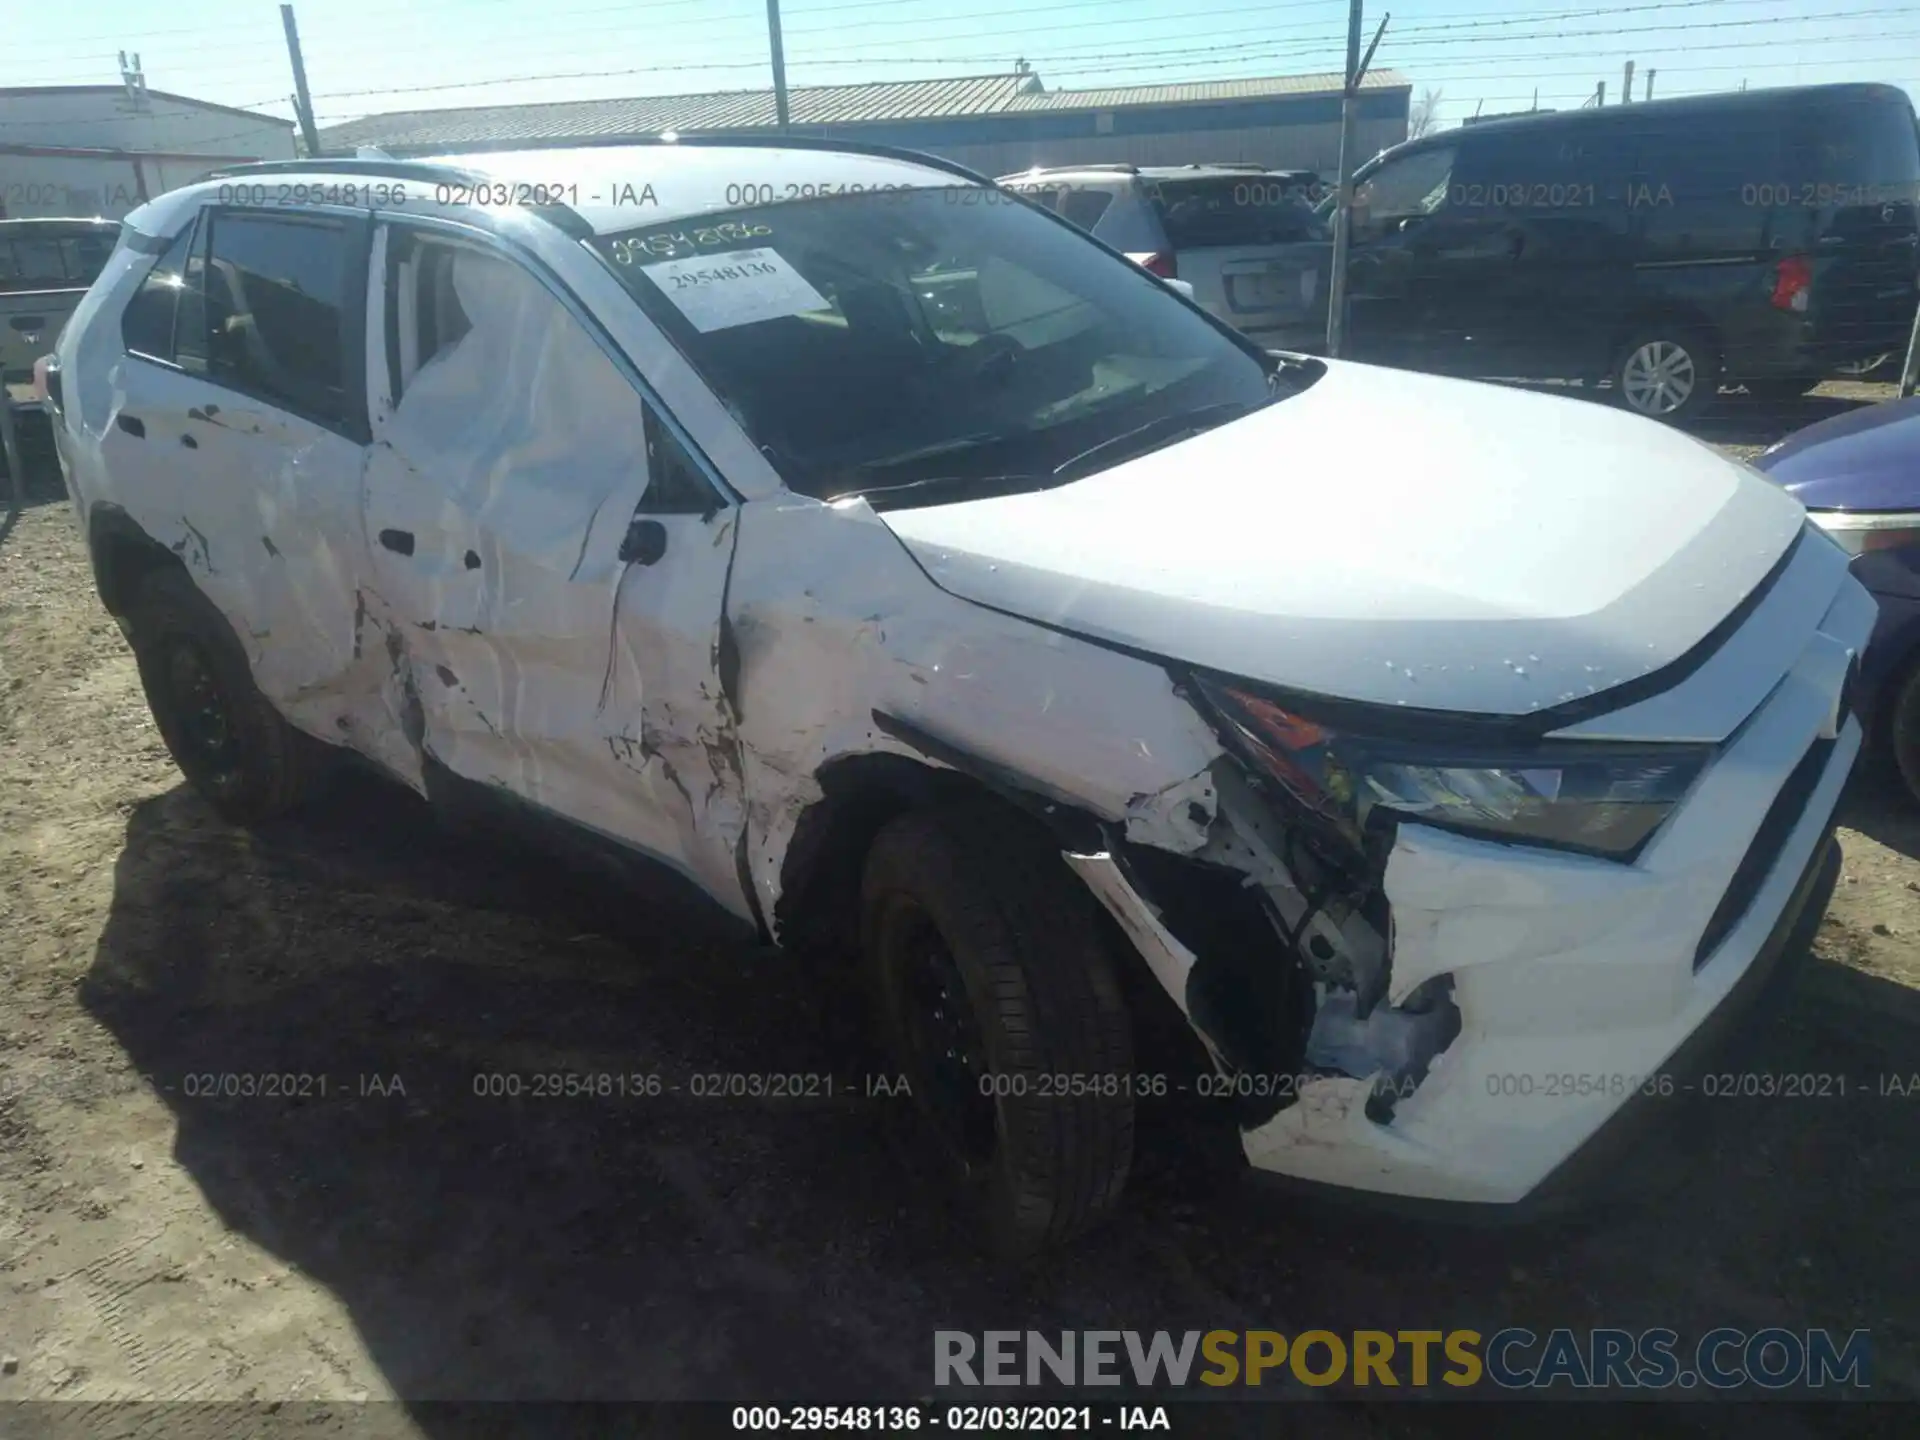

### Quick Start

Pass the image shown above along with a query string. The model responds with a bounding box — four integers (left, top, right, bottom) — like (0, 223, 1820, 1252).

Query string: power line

(278, 7, 1910, 107)
(0, 0, 1792, 69)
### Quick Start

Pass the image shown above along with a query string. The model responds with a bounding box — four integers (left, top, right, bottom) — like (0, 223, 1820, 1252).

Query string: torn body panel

(1233, 587, 1868, 1202)
(359, 238, 752, 919)
(723, 494, 1226, 936)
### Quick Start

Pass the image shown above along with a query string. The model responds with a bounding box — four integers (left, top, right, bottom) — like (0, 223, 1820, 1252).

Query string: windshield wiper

(1048, 400, 1262, 482)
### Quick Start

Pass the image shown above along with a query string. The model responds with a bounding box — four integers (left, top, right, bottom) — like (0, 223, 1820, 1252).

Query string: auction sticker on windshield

(641, 247, 828, 332)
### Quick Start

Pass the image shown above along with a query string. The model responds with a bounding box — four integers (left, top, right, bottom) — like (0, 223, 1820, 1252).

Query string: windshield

(586, 186, 1287, 505)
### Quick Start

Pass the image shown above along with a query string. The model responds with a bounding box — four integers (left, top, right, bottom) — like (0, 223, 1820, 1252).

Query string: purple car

(1753, 396, 1920, 802)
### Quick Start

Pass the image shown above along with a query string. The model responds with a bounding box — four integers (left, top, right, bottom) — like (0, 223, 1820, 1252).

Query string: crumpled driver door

(359, 225, 750, 921)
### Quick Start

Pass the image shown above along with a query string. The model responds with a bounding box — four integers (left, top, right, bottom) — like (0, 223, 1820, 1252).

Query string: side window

(385, 233, 721, 515)
(1018, 184, 1065, 214)
(121, 217, 203, 362)
(203, 211, 351, 425)
(1352, 145, 1458, 238)
(66, 233, 117, 286)
(1058, 187, 1116, 232)
(10, 238, 66, 288)
(642, 406, 719, 515)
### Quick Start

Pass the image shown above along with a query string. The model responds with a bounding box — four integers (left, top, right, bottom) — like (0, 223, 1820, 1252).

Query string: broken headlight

(1194, 676, 1708, 862)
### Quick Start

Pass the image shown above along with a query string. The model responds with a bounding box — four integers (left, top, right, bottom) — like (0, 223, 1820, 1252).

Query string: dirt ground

(1, 383, 1917, 1435)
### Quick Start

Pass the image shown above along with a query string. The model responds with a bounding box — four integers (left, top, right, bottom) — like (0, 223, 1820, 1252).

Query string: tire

(125, 567, 325, 824)
(861, 801, 1134, 1257)
(1611, 325, 1719, 423)
(1741, 377, 1821, 403)
(1890, 662, 1920, 809)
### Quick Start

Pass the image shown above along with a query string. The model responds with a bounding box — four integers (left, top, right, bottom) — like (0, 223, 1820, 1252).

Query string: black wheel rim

(162, 638, 238, 770)
(885, 901, 998, 1170)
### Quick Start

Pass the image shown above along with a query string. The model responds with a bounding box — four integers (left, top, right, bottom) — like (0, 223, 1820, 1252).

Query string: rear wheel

(126, 568, 327, 824)
(861, 801, 1134, 1257)
(1611, 326, 1718, 423)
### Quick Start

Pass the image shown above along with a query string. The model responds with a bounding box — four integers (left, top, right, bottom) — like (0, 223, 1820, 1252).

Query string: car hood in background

(880, 361, 1807, 719)
(1751, 395, 1920, 513)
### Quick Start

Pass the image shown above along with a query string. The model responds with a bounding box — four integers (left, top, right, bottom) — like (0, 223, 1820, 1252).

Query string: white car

(47, 139, 1869, 1255)
(998, 163, 1330, 352)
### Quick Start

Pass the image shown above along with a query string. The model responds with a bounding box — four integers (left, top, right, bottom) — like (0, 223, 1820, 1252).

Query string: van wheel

(861, 801, 1134, 1257)
(126, 568, 326, 824)
(1612, 327, 1718, 423)
(1891, 663, 1920, 808)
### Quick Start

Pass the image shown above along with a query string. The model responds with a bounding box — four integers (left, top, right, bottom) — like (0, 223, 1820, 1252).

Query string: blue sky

(8, 0, 1917, 134)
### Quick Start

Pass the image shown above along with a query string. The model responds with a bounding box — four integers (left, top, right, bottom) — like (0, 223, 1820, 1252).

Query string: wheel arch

(773, 746, 1080, 960)
(1607, 303, 1726, 378)
(87, 502, 189, 620)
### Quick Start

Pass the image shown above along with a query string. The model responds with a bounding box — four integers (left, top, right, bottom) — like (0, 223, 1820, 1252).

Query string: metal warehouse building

(1, 83, 295, 218)
(317, 68, 1411, 175)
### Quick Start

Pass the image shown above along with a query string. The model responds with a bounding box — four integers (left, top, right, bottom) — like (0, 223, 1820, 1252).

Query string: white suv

(999, 164, 1330, 351)
(48, 139, 1870, 1254)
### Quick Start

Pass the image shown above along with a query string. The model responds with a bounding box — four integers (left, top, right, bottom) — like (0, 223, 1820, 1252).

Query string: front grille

(1693, 737, 1835, 969)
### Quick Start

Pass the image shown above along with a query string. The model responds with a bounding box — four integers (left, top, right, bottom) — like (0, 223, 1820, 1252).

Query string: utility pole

(280, 6, 321, 157)
(1901, 296, 1920, 397)
(1645, 69, 1656, 102)
(766, 0, 791, 131)
(1596, 79, 1607, 107)
(1622, 60, 1634, 104)
(1325, 5, 1389, 358)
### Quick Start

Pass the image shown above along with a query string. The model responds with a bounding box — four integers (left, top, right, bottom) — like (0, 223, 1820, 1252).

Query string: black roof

(1393, 81, 1913, 155)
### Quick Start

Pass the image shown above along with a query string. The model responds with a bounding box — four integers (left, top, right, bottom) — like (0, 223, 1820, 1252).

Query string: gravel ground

(1, 382, 1917, 1435)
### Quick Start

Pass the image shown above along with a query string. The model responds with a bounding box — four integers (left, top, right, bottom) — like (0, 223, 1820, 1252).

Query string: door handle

(378, 528, 416, 556)
(619, 517, 668, 566)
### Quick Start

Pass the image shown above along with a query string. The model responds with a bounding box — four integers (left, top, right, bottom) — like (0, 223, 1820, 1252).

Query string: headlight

(1193, 675, 1709, 862)
(1807, 509, 1920, 556)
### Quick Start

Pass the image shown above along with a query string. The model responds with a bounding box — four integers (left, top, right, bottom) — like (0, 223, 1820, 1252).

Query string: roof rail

(195, 156, 489, 186)
(406, 131, 1003, 190)
(191, 155, 597, 238)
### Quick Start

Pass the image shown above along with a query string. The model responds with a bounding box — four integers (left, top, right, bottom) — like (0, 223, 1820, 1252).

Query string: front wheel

(1612, 327, 1718, 423)
(861, 801, 1135, 1257)
(1890, 662, 1920, 808)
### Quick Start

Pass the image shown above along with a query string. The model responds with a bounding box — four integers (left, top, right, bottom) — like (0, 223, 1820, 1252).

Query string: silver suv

(47, 139, 1867, 1255)
(1000, 164, 1330, 351)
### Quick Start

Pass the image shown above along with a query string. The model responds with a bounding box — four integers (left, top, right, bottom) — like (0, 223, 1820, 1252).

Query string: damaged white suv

(49, 139, 1871, 1255)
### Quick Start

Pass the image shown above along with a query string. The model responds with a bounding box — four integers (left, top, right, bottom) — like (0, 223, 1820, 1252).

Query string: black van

(1331, 83, 1920, 420)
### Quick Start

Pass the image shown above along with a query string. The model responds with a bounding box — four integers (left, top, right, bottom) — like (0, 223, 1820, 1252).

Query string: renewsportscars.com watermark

(935, 1328, 1872, 1392)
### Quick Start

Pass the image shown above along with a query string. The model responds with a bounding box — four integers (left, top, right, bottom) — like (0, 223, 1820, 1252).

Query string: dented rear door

(360, 220, 752, 918)
(113, 205, 374, 730)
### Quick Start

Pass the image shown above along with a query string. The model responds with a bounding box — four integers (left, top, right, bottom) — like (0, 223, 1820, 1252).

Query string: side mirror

(1162, 277, 1197, 301)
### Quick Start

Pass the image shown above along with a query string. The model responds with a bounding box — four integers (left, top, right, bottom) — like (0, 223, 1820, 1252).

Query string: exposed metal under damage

(1073, 739, 1464, 1136)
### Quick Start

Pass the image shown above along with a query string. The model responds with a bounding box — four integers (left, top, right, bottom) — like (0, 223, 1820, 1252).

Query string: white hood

(880, 360, 1808, 719)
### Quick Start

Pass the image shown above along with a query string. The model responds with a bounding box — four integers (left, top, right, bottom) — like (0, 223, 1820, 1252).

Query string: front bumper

(1204, 539, 1873, 1208)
